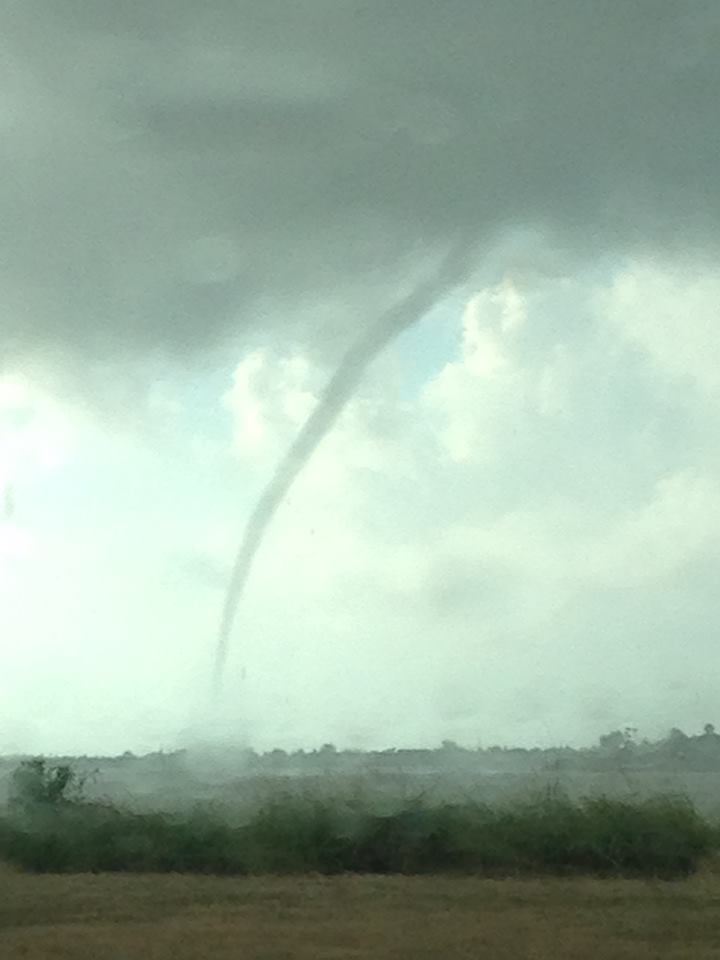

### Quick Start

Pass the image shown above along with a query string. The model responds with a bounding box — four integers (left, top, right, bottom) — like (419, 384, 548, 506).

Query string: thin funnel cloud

(212, 231, 479, 695)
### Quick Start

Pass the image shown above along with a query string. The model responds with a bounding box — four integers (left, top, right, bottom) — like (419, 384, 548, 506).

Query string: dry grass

(2, 861, 720, 958)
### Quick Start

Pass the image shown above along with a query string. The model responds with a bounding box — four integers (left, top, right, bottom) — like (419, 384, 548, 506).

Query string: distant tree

(703, 723, 716, 737)
(599, 730, 625, 753)
(661, 728, 690, 760)
(623, 727, 638, 746)
(9, 758, 84, 810)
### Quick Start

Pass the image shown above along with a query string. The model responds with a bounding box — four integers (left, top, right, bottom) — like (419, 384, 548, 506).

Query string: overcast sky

(1, 2, 719, 755)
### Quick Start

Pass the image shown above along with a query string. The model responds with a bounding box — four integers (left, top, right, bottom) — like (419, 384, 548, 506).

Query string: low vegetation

(0, 758, 716, 878)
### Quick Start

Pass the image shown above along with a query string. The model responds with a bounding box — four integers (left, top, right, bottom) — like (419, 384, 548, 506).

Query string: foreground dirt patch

(1, 864, 720, 958)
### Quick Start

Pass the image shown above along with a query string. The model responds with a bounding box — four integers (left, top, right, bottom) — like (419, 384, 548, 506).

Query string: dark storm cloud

(2, 1, 719, 370)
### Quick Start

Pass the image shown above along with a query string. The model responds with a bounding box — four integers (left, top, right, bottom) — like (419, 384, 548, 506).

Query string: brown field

(2, 862, 720, 959)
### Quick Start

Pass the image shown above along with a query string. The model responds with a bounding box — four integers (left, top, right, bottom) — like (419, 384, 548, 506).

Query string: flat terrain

(2, 864, 720, 959)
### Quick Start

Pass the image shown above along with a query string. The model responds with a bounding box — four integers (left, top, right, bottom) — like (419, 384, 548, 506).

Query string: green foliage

(341, 790, 713, 878)
(0, 802, 249, 874)
(0, 767, 715, 879)
(9, 759, 85, 810)
(240, 796, 353, 873)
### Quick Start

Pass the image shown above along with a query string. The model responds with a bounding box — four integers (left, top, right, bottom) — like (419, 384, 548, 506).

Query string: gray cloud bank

(3, 1, 719, 376)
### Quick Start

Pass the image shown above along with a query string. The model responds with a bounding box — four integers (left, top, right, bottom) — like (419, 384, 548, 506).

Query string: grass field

(2, 862, 720, 958)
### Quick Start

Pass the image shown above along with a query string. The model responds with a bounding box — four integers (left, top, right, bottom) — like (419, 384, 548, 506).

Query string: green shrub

(9, 759, 84, 810)
(239, 797, 354, 873)
(0, 802, 250, 875)
(0, 764, 715, 878)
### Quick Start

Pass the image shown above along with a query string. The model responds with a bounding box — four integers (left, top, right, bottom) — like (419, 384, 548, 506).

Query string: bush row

(0, 789, 714, 878)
